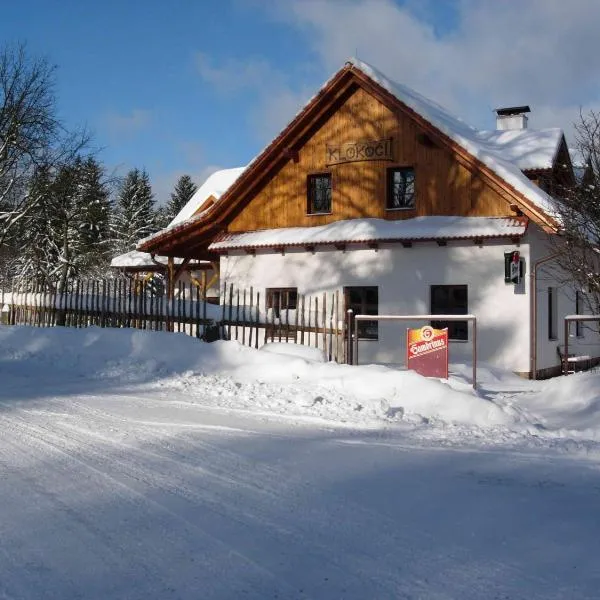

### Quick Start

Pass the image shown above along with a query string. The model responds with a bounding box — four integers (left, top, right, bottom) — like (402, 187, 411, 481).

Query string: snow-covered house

(111, 167, 245, 299)
(139, 59, 596, 378)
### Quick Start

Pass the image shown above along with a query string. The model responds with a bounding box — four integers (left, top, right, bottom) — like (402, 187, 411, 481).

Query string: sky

(3, 0, 600, 204)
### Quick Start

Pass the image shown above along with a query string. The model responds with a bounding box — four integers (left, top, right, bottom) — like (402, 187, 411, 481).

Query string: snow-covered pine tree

(9, 164, 55, 285)
(168, 174, 197, 221)
(77, 157, 111, 274)
(10, 156, 112, 288)
(111, 168, 156, 256)
(154, 174, 198, 230)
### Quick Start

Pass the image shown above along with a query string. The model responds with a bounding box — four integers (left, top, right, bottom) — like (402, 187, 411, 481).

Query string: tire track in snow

(0, 411, 311, 600)
(0, 404, 418, 598)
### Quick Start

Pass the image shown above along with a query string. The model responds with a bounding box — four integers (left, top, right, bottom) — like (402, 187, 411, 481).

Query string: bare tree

(0, 43, 87, 250)
(551, 109, 600, 314)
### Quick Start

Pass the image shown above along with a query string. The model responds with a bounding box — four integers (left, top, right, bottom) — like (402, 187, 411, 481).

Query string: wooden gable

(227, 85, 513, 233)
(139, 63, 558, 258)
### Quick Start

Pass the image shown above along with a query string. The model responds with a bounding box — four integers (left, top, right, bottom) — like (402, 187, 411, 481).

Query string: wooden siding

(228, 87, 511, 233)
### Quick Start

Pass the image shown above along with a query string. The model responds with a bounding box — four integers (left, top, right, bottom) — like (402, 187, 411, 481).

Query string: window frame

(266, 287, 298, 319)
(548, 286, 558, 340)
(344, 286, 379, 340)
(306, 172, 332, 215)
(386, 166, 416, 211)
(430, 284, 469, 341)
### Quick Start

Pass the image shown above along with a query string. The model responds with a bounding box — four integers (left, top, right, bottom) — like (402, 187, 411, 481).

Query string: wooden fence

(219, 283, 346, 363)
(1, 279, 348, 362)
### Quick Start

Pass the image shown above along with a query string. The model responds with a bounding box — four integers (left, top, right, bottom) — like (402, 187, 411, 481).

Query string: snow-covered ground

(1, 326, 600, 599)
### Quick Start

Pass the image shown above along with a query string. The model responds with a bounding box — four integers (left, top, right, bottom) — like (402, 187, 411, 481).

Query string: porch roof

(209, 216, 528, 251)
(110, 250, 211, 270)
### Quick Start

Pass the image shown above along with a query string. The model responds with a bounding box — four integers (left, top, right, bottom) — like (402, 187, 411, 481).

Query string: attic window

(307, 173, 332, 214)
(386, 167, 415, 210)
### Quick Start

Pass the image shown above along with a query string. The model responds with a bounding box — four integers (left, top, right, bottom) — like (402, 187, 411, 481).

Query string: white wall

(528, 224, 600, 373)
(220, 237, 533, 372)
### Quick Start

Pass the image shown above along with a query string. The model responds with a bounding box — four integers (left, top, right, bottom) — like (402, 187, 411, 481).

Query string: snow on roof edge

(209, 217, 528, 251)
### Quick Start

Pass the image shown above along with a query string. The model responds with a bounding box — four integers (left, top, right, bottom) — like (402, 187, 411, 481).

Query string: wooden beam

(172, 257, 191, 283)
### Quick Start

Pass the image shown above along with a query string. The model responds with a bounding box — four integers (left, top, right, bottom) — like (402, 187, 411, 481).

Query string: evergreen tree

(11, 156, 112, 287)
(78, 157, 111, 272)
(167, 174, 197, 222)
(111, 168, 155, 255)
(11, 164, 55, 284)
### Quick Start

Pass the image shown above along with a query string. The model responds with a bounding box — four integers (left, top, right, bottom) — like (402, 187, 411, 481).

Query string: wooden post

(235, 288, 240, 341)
(100, 280, 107, 328)
(564, 317, 569, 376)
(255, 290, 260, 349)
(228, 283, 233, 340)
(107, 279, 113, 328)
(180, 281, 185, 334)
(201, 283, 207, 338)
(300, 295, 305, 346)
(195, 283, 200, 338)
(328, 293, 334, 361)
(322, 293, 326, 352)
(74, 279, 79, 327)
(346, 309, 354, 365)
(248, 287, 254, 348)
(221, 280, 227, 340)
(242, 288, 247, 346)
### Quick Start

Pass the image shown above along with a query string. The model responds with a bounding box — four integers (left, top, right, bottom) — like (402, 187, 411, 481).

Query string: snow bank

(0, 326, 517, 429)
(518, 372, 600, 437)
(5, 325, 600, 438)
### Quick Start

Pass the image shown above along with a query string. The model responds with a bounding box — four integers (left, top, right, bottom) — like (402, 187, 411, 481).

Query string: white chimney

(495, 105, 530, 130)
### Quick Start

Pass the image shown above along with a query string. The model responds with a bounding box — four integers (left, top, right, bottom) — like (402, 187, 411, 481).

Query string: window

(266, 287, 298, 319)
(345, 286, 378, 340)
(386, 167, 415, 210)
(307, 173, 332, 214)
(576, 290, 584, 338)
(548, 287, 557, 340)
(430, 285, 468, 341)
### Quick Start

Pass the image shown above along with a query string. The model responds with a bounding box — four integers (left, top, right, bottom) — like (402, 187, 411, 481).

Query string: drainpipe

(531, 251, 560, 379)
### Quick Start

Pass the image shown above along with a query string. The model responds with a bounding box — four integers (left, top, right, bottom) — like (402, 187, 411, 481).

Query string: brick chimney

(495, 106, 530, 130)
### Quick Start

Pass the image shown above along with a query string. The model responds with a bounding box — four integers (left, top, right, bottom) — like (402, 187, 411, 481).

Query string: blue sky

(3, 0, 600, 203)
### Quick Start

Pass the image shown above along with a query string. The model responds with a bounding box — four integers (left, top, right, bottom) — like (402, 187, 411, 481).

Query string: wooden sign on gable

(326, 137, 393, 166)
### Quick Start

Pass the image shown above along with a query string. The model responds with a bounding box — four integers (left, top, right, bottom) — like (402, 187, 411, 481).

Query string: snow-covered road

(1, 326, 600, 598)
(1, 390, 599, 599)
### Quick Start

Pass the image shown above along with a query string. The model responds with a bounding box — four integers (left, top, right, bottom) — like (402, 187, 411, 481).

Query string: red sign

(406, 325, 449, 379)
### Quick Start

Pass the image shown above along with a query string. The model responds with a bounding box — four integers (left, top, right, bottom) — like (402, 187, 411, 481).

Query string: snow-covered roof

(209, 217, 527, 251)
(476, 128, 563, 171)
(169, 166, 246, 228)
(349, 59, 560, 221)
(110, 250, 208, 269)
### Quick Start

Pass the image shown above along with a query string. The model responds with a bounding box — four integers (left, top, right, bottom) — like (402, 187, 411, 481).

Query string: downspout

(531, 251, 560, 379)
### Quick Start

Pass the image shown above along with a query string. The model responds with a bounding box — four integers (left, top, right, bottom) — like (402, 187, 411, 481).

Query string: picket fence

(1, 279, 348, 363)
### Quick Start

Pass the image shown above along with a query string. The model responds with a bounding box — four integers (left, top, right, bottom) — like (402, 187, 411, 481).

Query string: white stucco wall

(220, 237, 533, 372)
(528, 224, 600, 374)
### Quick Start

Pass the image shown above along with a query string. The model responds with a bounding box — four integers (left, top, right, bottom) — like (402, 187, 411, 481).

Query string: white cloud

(258, 0, 600, 142)
(195, 53, 279, 94)
(105, 109, 152, 138)
(195, 52, 312, 142)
